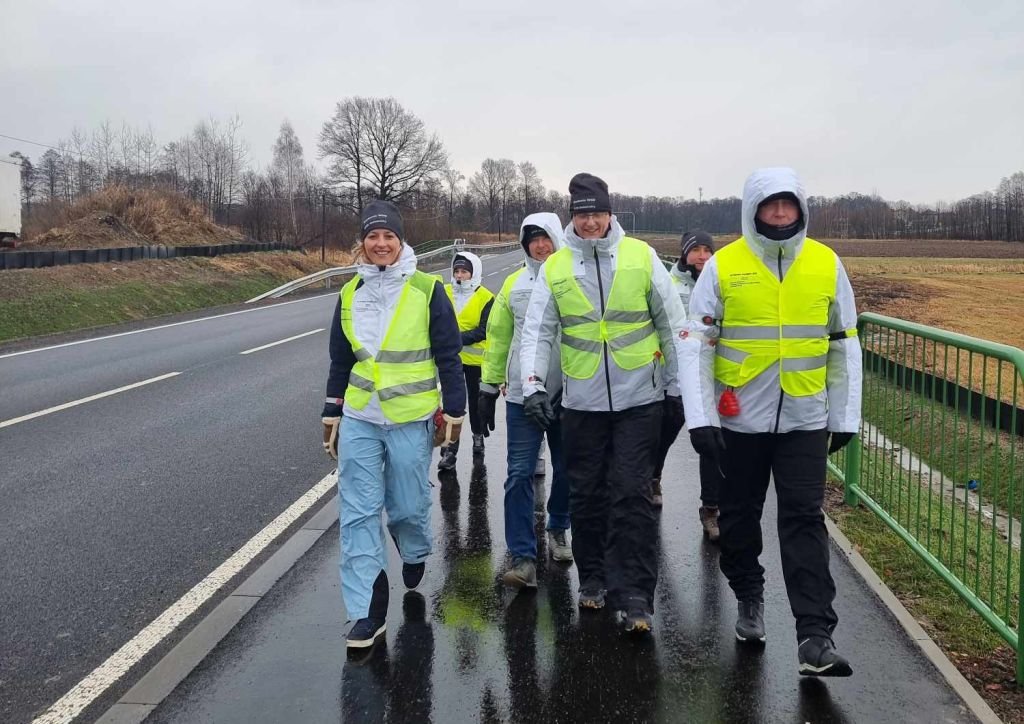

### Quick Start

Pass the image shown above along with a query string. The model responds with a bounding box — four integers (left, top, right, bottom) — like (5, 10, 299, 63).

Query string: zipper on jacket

(593, 248, 614, 411)
(773, 248, 784, 434)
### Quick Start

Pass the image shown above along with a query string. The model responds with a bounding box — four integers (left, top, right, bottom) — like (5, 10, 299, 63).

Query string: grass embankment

(828, 370, 1024, 720)
(0, 250, 353, 343)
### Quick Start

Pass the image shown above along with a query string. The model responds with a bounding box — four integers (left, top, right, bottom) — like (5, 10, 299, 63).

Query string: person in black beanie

(518, 172, 690, 634)
(320, 199, 466, 650)
(649, 230, 724, 540)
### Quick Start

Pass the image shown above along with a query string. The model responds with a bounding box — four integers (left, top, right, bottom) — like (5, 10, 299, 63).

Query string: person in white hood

(438, 250, 495, 471)
(678, 168, 861, 677)
(479, 212, 573, 590)
(320, 200, 466, 650)
(519, 173, 689, 634)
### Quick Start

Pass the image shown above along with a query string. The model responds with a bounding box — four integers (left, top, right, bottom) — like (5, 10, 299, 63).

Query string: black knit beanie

(681, 229, 714, 259)
(568, 173, 612, 215)
(361, 199, 404, 240)
(452, 255, 473, 275)
(754, 192, 804, 241)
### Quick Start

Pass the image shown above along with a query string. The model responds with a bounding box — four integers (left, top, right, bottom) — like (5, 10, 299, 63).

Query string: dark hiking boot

(402, 562, 425, 591)
(798, 636, 853, 677)
(535, 454, 546, 477)
(547, 529, 573, 562)
(472, 434, 485, 455)
(699, 506, 720, 542)
(616, 597, 654, 634)
(578, 584, 607, 610)
(735, 600, 766, 643)
(651, 477, 663, 508)
(346, 618, 386, 649)
(501, 557, 538, 589)
(438, 441, 459, 471)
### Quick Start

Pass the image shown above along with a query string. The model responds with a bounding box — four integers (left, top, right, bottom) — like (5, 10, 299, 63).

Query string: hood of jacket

(564, 215, 625, 256)
(740, 167, 809, 260)
(451, 250, 483, 297)
(519, 212, 565, 275)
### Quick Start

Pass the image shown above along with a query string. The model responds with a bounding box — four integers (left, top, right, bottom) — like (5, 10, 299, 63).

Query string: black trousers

(463, 364, 482, 435)
(651, 411, 722, 506)
(719, 428, 838, 639)
(561, 402, 662, 610)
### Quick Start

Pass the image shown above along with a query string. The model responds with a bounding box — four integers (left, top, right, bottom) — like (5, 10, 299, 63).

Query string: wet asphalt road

(147, 405, 977, 724)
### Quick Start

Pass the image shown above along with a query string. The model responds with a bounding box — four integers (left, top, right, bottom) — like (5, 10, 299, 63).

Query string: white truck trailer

(1, 160, 22, 245)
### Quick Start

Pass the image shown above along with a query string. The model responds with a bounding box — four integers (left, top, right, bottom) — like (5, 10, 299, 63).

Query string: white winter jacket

(677, 167, 862, 434)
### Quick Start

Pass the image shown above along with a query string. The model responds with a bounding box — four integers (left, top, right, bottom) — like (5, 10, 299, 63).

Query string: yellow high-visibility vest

(340, 271, 440, 423)
(714, 236, 838, 397)
(544, 236, 661, 379)
(445, 285, 495, 367)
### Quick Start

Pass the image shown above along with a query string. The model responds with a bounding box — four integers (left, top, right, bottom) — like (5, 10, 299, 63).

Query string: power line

(0, 132, 63, 152)
(0, 158, 23, 167)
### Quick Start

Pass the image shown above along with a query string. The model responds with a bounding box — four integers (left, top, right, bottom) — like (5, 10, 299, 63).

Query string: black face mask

(755, 216, 804, 241)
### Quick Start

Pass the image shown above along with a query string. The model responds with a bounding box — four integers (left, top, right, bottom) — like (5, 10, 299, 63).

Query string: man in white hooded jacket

(519, 173, 688, 633)
(479, 212, 573, 590)
(678, 167, 861, 676)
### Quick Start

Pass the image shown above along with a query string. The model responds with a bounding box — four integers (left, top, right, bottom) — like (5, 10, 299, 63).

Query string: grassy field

(0, 249, 354, 344)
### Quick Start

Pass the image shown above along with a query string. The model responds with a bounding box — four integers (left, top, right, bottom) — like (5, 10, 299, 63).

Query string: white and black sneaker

(735, 600, 766, 643)
(798, 636, 853, 677)
(346, 618, 386, 649)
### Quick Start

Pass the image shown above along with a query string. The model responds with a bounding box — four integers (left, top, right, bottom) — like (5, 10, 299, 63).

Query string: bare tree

(442, 166, 464, 238)
(272, 120, 304, 240)
(518, 161, 543, 216)
(495, 159, 517, 239)
(319, 96, 446, 214)
(469, 159, 503, 233)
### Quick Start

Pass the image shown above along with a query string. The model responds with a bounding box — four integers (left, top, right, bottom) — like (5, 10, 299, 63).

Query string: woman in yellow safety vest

(320, 200, 466, 650)
(438, 251, 495, 472)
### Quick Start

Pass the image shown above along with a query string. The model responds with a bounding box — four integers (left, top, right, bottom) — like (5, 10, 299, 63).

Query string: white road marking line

(239, 328, 324, 355)
(0, 372, 181, 430)
(0, 293, 336, 361)
(32, 471, 338, 724)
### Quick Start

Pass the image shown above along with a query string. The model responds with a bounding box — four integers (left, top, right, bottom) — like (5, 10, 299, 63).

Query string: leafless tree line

(10, 97, 1024, 245)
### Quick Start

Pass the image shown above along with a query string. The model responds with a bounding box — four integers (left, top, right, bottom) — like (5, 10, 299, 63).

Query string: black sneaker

(346, 617, 386, 649)
(798, 636, 853, 677)
(472, 434, 485, 455)
(438, 443, 458, 471)
(578, 585, 606, 610)
(402, 562, 425, 590)
(735, 600, 766, 643)
(616, 597, 654, 634)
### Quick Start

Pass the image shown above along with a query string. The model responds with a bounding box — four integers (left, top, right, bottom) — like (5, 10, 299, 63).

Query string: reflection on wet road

(150, 409, 977, 724)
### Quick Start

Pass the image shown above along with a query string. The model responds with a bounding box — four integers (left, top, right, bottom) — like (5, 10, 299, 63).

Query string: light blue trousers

(338, 416, 433, 619)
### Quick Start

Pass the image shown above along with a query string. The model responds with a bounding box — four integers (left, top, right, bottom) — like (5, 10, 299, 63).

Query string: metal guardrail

(830, 312, 1024, 680)
(246, 240, 521, 303)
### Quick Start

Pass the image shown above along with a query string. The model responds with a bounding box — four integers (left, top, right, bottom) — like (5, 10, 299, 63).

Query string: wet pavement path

(146, 408, 977, 723)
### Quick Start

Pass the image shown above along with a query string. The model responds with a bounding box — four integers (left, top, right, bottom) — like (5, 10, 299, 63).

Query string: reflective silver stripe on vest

(352, 347, 373, 362)
(603, 309, 650, 323)
(349, 373, 375, 392)
(376, 348, 432, 364)
(783, 324, 828, 338)
(561, 312, 601, 327)
(377, 376, 439, 402)
(607, 321, 656, 351)
(561, 334, 603, 354)
(781, 354, 828, 372)
(714, 345, 750, 364)
(719, 324, 829, 340)
(464, 344, 485, 355)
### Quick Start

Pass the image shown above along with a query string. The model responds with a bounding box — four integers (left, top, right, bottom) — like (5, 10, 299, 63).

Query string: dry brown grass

(23, 186, 244, 249)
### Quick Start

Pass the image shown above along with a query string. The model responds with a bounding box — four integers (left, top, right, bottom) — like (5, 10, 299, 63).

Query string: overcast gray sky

(2, 0, 1022, 204)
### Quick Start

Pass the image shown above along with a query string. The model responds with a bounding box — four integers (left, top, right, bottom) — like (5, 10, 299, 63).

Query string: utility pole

(321, 189, 327, 263)
(699, 187, 703, 204)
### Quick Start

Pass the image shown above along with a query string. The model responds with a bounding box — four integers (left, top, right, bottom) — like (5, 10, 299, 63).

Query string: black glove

(321, 401, 343, 418)
(689, 426, 726, 461)
(478, 385, 499, 436)
(523, 391, 555, 431)
(663, 395, 684, 431)
(828, 431, 855, 454)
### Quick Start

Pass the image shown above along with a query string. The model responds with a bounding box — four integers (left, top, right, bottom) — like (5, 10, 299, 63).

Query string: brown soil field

(639, 234, 1024, 260)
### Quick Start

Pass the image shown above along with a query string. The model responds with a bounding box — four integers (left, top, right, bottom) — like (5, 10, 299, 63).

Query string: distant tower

(698, 186, 703, 204)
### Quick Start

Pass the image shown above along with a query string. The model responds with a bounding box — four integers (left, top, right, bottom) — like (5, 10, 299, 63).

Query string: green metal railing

(831, 312, 1024, 679)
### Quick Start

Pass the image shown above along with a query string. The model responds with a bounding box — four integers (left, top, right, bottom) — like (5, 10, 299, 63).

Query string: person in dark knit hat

(649, 230, 724, 541)
(518, 172, 690, 634)
(320, 199, 466, 650)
